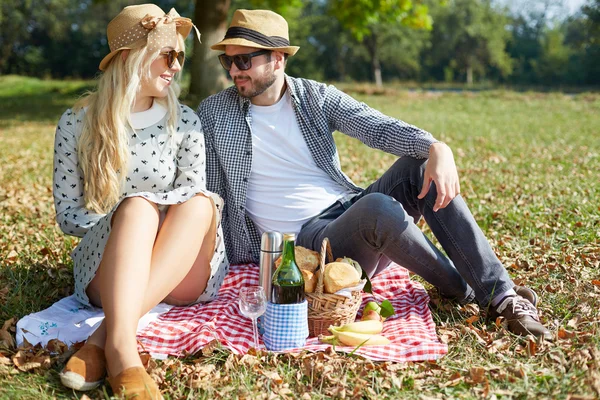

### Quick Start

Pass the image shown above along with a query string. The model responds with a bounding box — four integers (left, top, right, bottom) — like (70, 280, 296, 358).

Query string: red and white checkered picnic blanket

(137, 263, 447, 362)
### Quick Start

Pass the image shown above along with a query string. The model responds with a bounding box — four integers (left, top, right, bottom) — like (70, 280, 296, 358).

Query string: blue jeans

(297, 157, 514, 306)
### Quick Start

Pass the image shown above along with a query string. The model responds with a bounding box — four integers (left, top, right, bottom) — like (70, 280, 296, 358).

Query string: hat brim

(99, 47, 132, 71)
(98, 25, 193, 71)
(210, 37, 299, 56)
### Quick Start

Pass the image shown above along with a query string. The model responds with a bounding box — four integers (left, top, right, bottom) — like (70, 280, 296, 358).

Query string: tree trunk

(365, 33, 382, 87)
(373, 61, 382, 88)
(337, 45, 348, 82)
(466, 65, 473, 85)
(189, 0, 231, 101)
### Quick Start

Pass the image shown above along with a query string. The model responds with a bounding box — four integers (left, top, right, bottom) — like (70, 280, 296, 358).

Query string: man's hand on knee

(418, 142, 461, 212)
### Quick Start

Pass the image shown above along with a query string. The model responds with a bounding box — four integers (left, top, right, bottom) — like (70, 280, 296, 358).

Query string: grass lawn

(0, 75, 599, 399)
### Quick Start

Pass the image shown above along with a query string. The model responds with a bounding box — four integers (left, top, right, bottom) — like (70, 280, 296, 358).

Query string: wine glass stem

(252, 317, 259, 350)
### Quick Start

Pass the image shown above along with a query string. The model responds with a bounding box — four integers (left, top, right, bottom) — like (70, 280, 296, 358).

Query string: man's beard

(234, 67, 277, 98)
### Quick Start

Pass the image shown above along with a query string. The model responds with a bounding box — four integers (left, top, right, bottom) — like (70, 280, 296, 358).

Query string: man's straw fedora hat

(99, 4, 199, 71)
(211, 9, 299, 55)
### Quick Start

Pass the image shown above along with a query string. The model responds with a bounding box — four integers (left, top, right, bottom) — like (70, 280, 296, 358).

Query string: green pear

(361, 309, 383, 321)
(363, 301, 381, 314)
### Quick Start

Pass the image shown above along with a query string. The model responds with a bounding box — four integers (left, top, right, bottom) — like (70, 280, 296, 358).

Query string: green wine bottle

(271, 233, 305, 304)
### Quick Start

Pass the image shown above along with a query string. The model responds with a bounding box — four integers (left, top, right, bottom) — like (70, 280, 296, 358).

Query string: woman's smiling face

(139, 45, 183, 100)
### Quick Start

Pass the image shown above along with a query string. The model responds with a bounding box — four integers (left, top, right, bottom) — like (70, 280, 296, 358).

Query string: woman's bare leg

(85, 195, 216, 377)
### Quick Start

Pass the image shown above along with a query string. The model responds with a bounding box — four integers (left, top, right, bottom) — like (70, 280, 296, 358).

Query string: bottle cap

(283, 232, 296, 241)
(261, 231, 283, 252)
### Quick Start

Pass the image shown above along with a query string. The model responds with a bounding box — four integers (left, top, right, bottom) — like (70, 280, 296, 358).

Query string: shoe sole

(60, 371, 103, 391)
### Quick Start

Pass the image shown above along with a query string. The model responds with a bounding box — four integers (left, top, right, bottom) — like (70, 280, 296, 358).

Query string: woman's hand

(418, 142, 461, 212)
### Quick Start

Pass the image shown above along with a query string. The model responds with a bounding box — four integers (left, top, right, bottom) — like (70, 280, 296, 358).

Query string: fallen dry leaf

(5, 249, 18, 263)
(390, 374, 403, 389)
(442, 371, 463, 387)
(140, 352, 151, 369)
(0, 318, 16, 351)
(12, 350, 51, 372)
(0, 287, 8, 303)
(527, 337, 537, 357)
(487, 336, 512, 354)
(509, 365, 526, 379)
(188, 363, 217, 389)
(567, 317, 581, 329)
(46, 339, 68, 355)
(201, 338, 221, 356)
(590, 369, 600, 398)
(239, 354, 259, 369)
(469, 367, 487, 384)
(559, 327, 577, 340)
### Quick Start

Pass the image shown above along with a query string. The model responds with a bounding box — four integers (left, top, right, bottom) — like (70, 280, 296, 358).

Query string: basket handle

(315, 237, 333, 295)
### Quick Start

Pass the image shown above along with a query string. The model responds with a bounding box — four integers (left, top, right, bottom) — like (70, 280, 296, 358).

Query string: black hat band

(224, 26, 289, 48)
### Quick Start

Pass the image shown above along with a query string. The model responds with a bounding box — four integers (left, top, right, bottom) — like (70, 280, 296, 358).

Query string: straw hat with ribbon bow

(99, 4, 201, 71)
(211, 9, 299, 56)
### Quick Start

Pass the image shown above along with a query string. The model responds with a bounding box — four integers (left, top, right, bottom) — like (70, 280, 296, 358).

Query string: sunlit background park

(0, 0, 599, 399)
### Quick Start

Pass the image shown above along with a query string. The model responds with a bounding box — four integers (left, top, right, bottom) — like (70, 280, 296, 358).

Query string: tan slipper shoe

(108, 366, 163, 400)
(59, 343, 106, 391)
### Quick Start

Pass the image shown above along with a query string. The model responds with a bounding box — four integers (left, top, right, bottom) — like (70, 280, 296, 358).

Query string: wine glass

(239, 286, 267, 350)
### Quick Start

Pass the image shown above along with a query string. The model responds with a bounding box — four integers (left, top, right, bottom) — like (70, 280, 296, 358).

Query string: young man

(197, 9, 551, 339)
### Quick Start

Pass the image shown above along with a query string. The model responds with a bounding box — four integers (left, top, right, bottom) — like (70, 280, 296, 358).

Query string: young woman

(53, 5, 228, 399)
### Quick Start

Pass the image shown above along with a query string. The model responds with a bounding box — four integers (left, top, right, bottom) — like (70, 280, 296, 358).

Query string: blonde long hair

(75, 37, 184, 214)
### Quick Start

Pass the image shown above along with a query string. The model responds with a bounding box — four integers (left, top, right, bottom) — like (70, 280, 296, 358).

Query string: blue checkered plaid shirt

(197, 75, 438, 265)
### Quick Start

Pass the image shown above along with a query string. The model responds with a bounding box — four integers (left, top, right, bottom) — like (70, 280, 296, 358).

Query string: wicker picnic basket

(306, 238, 363, 337)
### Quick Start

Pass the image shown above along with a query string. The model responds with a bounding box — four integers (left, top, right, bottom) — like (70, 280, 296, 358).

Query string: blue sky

(566, 0, 588, 14)
(497, 0, 589, 19)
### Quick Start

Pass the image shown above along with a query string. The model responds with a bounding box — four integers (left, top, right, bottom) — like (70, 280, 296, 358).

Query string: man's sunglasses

(218, 50, 271, 71)
(161, 49, 185, 69)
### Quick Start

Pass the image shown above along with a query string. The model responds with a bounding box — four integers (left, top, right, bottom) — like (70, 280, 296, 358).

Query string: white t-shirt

(245, 91, 352, 235)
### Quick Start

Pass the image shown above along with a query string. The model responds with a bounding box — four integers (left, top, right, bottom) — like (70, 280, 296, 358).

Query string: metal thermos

(259, 231, 283, 302)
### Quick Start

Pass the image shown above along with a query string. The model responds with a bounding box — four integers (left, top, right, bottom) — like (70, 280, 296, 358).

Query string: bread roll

(323, 262, 361, 294)
(301, 269, 319, 293)
(274, 245, 319, 272)
(335, 256, 363, 277)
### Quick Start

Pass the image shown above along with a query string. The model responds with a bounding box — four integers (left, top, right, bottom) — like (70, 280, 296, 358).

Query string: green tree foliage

(0, 0, 598, 88)
(329, 0, 432, 41)
(424, 0, 512, 84)
(0, 0, 76, 76)
(0, 0, 195, 78)
(531, 26, 571, 83)
(327, 0, 433, 86)
(580, 0, 600, 83)
(506, 13, 544, 84)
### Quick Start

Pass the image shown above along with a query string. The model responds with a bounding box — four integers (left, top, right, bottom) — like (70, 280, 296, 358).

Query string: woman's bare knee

(164, 194, 215, 234)
(177, 194, 213, 217)
(112, 196, 159, 226)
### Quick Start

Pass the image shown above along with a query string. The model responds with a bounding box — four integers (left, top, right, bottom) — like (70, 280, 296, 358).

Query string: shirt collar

(130, 100, 167, 129)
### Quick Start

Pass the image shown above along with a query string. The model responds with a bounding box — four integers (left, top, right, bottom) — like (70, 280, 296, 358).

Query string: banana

(318, 335, 338, 345)
(332, 330, 391, 347)
(329, 320, 383, 335)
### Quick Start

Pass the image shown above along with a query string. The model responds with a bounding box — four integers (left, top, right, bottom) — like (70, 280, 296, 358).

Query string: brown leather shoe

(489, 295, 552, 340)
(59, 343, 106, 391)
(108, 366, 163, 400)
(514, 285, 538, 307)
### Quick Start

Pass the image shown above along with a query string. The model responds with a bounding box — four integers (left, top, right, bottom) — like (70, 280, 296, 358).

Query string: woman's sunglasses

(218, 50, 271, 71)
(161, 49, 185, 69)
